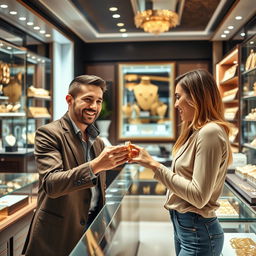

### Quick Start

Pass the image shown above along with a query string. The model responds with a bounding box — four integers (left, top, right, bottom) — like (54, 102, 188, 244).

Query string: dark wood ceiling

(69, 0, 234, 33)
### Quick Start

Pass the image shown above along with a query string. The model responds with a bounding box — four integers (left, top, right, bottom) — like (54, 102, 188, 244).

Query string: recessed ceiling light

(240, 32, 245, 37)
(228, 26, 234, 30)
(122, 33, 128, 37)
(224, 30, 230, 34)
(7, 46, 12, 50)
(33, 26, 40, 30)
(37, 58, 41, 61)
(117, 23, 124, 27)
(250, 41, 254, 44)
(235, 16, 242, 20)
(32, 56, 36, 59)
(27, 54, 30, 57)
(0, 4, 8, 8)
(19, 17, 26, 21)
(9, 11, 17, 15)
(0, 43, 3, 47)
(42, 60, 45, 63)
(27, 22, 34, 26)
(233, 61, 237, 64)
(109, 7, 118, 12)
(221, 34, 226, 38)
(45, 34, 51, 37)
(120, 28, 126, 32)
(40, 30, 46, 34)
(112, 14, 120, 18)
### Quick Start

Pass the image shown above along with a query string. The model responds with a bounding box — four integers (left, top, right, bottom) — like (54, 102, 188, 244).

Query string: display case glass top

(118, 62, 176, 141)
(0, 172, 38, 197)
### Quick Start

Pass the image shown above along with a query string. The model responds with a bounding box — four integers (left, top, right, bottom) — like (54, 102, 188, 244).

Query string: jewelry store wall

(84, 40, 212, 148)
(0, 1, 78, 173)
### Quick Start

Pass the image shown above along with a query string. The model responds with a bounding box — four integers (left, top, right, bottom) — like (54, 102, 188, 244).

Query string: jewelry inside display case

(118, 62, 176, 141)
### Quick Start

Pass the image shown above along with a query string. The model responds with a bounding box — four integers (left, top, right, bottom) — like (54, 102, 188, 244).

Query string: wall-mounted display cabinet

(0, 39, 52, 172)
(222, 35, 256, 206)
(216, 47, 239, 150)
(0, 40, 27, 153)
(240, 34, 256, 165)
(118, 62, 176, 141)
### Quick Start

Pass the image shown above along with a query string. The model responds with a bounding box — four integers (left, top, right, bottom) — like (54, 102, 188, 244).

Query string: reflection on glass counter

(118, 62, 176, 141)
(70, 164, 256, 256)
(0, 172, 38, 221)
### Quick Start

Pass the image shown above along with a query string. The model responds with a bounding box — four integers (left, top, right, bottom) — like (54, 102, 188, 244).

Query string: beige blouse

(154, 122, 231, 218)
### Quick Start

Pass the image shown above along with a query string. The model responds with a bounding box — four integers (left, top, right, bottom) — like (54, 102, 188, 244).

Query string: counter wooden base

(0, 198, 37, 256)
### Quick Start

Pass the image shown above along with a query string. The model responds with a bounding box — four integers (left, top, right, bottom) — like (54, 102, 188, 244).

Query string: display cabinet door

(118, 62, 176, 141)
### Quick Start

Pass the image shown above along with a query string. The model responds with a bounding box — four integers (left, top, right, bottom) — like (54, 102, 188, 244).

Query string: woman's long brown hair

(172, 69, 232, 164)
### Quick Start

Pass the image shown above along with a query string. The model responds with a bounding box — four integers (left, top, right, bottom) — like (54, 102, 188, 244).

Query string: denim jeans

(170, 210, 224, 256)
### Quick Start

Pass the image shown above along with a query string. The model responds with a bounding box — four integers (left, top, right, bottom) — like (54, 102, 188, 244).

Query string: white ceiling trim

(38, 0, 256, 43)
(212, 0, 256, 41)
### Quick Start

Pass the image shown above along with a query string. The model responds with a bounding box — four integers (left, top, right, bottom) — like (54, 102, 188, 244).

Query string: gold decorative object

(28, 107, 51, 118)
(27, 85, 50, 98)
(3, 72, 22, 104)
(230, 237, 256, 255)
(134, 9, 178, 34)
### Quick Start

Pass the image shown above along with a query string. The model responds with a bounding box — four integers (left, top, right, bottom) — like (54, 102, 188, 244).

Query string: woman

(130, 69, 232, 256)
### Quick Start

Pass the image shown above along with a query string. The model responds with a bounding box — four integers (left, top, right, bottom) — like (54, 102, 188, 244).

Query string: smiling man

(22, 75, 130, 256)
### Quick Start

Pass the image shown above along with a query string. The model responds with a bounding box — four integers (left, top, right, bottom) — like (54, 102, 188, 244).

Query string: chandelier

(134, 9, 179, 35)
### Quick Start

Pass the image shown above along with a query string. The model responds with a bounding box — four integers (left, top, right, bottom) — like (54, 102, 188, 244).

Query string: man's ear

(66, 94, 73, 105)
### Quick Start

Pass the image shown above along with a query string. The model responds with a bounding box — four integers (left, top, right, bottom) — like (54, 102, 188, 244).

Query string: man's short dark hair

(68, 75, 107, 97)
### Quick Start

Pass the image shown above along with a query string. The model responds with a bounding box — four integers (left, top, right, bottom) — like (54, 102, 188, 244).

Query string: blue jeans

(170, 210, 224, 256)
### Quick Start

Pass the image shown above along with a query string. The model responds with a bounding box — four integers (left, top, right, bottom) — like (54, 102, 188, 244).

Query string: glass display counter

(0, 172, 38, 256)
(70, 164, 256, 256)
(0, 172, 38, 221)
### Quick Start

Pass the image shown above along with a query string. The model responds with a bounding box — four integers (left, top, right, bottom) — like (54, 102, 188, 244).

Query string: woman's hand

(128, 144, 161, 170)
(90, 145, 129, 174)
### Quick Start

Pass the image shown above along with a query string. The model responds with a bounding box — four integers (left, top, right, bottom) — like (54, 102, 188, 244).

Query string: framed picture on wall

(118, 62, 176, 141)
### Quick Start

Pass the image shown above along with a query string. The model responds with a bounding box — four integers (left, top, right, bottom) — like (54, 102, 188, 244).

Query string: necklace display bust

(133, 76, 158, 111)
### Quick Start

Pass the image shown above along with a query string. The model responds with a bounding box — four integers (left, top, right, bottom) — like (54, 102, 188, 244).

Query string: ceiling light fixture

(0, 4, 8, 8)
(27, 22, 34, 26)
(228, 26, 234, 30)
(112, 14, 120, 18)
(120, 28, 126, 32)
(132, 0, 183, 35)
(9, 11, 17, 15)
(135, 9, 178, 34)
(117, 23, 124, 27)
(19, 17, 26, 21)
(235, 16, 242, 20)
(109, 7, 118, 12)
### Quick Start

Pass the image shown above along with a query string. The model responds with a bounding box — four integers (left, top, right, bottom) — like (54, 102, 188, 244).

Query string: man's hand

(90, 145, 130, 174)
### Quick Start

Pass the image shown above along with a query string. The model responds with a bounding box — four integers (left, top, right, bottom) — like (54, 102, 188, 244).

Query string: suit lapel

(60, 113, 85, 166)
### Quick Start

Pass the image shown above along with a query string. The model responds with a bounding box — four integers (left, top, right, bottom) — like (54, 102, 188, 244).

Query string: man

(22, 75, 129, 256)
